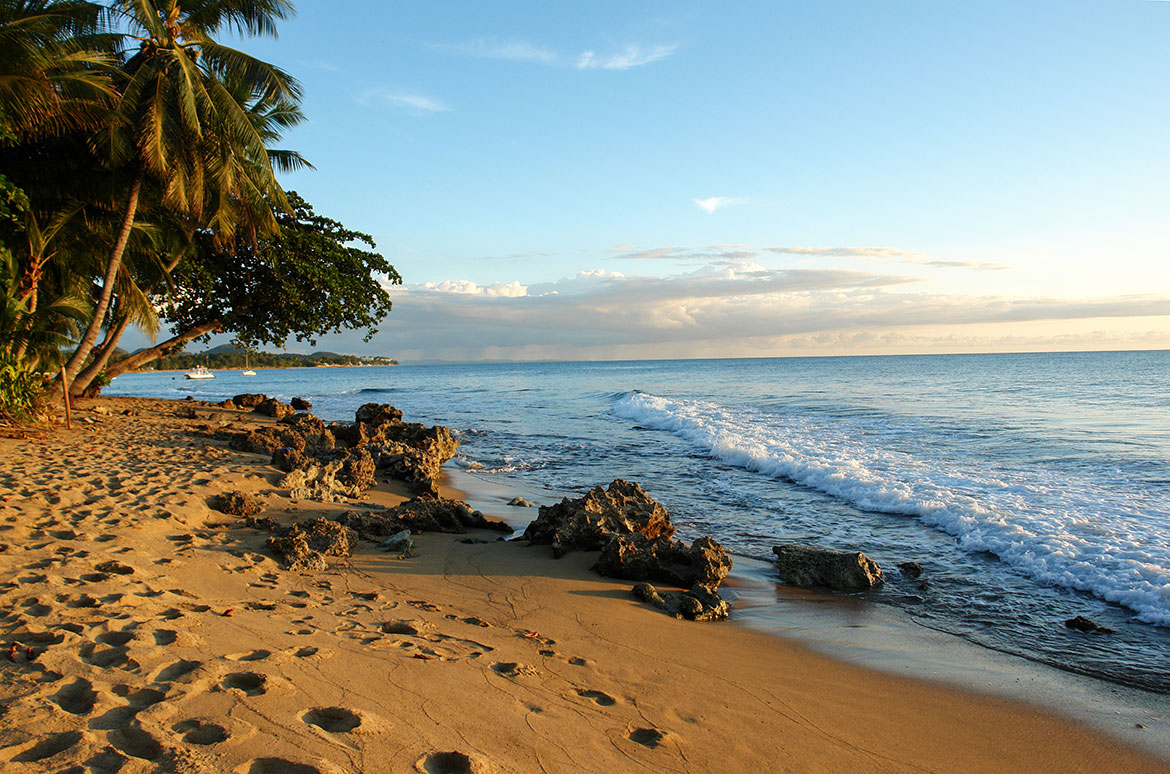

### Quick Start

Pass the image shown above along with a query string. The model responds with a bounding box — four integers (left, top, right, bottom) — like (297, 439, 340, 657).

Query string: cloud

(358, 90, 450, 114)
(615, 247, 687, 261)
(420, 280, 529, 298)
(577, 44, 678, 70)
(694, 196, 737, 214)
(435, 38, 678, 71)
(433, 38, 557, 65)
(911, 259, 1009, 271)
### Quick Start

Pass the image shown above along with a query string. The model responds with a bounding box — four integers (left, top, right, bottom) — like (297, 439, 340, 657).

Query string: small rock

(232, 393, 267, 408)
(772, 544, 884, 590)
(213, 491, 262, 518)
(523, 479, 675, 557)
(630, 582, 729, 622)
(381, 529, 415, 556)
(898, 561, 923, 578)
(1064, 615, 1113, 633)
(291, 397, 313, 411)
(508, 497, 534, 508)
(95, 561, 134, 575)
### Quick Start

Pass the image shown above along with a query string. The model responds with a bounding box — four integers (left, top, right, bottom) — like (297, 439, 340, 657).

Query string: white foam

(614, 392, 1170, 626)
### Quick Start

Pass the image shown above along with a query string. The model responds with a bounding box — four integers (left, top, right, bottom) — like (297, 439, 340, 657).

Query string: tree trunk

(101, 318, 223, 379)
(70, 244, 193, 396)
(56, 176, 141, 395)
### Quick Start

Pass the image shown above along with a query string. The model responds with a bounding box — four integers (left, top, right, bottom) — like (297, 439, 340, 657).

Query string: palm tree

(58, 0, 301, 391)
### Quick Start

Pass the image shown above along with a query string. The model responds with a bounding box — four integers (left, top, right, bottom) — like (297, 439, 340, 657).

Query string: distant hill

(137, 348, 396, 371)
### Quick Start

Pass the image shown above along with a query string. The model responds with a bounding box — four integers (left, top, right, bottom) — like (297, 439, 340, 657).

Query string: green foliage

(165, 191, 401, 350)
(0, 351, 45, 421)
(148, 349, 396, 371)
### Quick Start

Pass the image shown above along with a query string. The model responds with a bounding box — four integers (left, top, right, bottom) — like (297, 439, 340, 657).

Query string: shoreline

(447, 465, 1170, 760)
(1, 396, 1166, 772)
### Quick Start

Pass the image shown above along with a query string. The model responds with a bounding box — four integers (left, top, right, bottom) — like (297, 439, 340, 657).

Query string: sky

(164, 0, 1170, 362)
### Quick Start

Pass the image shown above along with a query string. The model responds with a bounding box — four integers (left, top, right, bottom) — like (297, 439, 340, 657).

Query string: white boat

(241, 369, 256, 376)
(185, 365, 215, 380)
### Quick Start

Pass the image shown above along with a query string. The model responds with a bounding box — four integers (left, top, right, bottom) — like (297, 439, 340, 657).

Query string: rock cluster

(337, 497, 512, 539)
(771, 544, 884, 590)
(522, 480, 675, 557)
(267, 518, 357, 572)
(524, 480, 732, 621)
(228, 401, 460, 503)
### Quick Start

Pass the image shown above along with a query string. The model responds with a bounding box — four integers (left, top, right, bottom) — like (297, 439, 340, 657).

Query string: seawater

(107, 351, 1170, 693)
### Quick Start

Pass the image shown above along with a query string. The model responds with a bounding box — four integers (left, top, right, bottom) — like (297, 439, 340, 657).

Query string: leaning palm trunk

(101, 318, 222, 379)
(55, 176, 140, 396)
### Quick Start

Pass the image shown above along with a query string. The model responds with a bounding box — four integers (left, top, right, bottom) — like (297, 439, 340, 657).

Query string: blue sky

(193, 0, 1170, 361)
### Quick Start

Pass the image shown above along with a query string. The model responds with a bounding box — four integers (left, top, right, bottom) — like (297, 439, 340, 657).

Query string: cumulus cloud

(694, 196, 737, 214)
(358, 90, 450, 114)
(420, 280, 530, 298)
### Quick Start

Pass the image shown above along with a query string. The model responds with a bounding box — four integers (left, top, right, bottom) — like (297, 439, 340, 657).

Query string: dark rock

(232, 393, 267, 408)
(271, 446, 310, 473)
(631, 582, 729, 622)
(267, 518, 356, 572)
(898, 561, 923, 579)
(216, 399, 237, 409)
(213, 491, 262, 518)
(337, 497, 513, 539)
(369, 423, 460, 496)
(593, 534, 731, 589)
(255, 397, 294, 419)
(278, 413, 334, 455)
(230, 427, 306, 456)
(355, 403, 402, 426)
(1065, 615, 1114, 634)
(772, 544, 884, 590)
(94, 561, 134, 575)
(335, 447, 376, 492)
(290, 397, 313, 411)
(508, 497, 534, 508)
(523, 480, 676, 558)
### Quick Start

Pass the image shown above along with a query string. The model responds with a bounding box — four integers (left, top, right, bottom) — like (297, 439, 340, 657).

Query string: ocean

(106, 350, 1170, 695)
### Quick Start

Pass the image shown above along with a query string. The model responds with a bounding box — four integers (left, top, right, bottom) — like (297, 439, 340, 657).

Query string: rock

(244, 516, 279, 532)
(631, 582, 729, 622)
(593, 534, 732, 589)
(508, 497, 534, 508)
(216, 399, 236, 409)
(272, 446, 310, 473)
(291, 396, 313, 411)
(335, 447, 376, 493)
(898, 561, 923, 578)
(369, 423, 460, 496)
(337, 497, 512, 539)
(213, 491, 262, 518)
(255, 397, 294, 419)
(380, 529, 415, 556)
(267, 518, 356, 572)
(522, 480, 676, 558)
(94, 561, 134, 575)
(772, 544, 884, 590)
(355, 403, 403, 426)
(232, 393, 267, 408)
(278, 413, 334, 455)
(230, 427, 306, 456)
(1065, 615, 1114, 634)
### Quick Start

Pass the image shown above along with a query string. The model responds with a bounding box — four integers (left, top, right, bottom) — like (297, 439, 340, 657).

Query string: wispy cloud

(694, 196, 738, 215)
(765, 246, 921, 258)
(435, 38, 678, 71)
(577, 44, 678, 70)
(358, 89, 450, 114)
(432, 38, 557, 65)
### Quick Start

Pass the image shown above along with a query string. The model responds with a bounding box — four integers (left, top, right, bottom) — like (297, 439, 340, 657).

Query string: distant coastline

(135, 347, 397, 372)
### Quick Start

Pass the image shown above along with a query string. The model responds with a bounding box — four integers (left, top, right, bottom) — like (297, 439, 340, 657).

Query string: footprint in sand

(242, 759, 322, 774)
(173, 718, 229, 745)
(8, 730, 85, 763)
(628, 727, 665, 748)
(109, 724, 163, 762)
(155, 659, 201, 682)
(221, 672, 267, 696)
(416, 751, 490, 774)
(226, 649, 271, 662)
(577, 689, 616, 707)
(52, 677, 97, 715)
(303, 706, 362, 733)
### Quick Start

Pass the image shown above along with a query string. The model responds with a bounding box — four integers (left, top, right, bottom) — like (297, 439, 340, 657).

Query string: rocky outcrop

(230, 427, 306, 456)
(337, 497, 512, 539)
(355, 403, 402, 426)
(593, 534, 731, 589)
(279, 413, 334, 455)
(1065, 615, 1113, 634)
(255, 397, 295, 419)
(290, 397, 313, 411)
(772, 544, 884, 590)
(522, 480, 675, 557)
(272, 446, 310, 473)
(633, 582, 729, 622)
(267, 518, 356, 572)
(212, 491, 261, 517)
(368, 423, 459, 497)
(232, 393, 267, 408)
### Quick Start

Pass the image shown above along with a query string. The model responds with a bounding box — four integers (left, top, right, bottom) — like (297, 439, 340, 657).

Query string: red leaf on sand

(522, 631, 540, 639)
(412, 653, 435, 660)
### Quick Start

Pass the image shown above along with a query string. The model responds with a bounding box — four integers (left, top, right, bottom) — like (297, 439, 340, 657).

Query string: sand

(0, 396, 1166, 773)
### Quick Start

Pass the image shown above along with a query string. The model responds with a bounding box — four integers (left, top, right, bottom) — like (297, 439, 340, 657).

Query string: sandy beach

(1, 396, 1166, 773)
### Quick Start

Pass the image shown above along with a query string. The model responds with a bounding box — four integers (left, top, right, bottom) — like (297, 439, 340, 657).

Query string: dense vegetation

(0, 0, 400, 419)
(150, 348, 396, 370)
